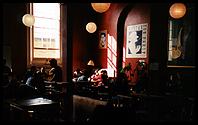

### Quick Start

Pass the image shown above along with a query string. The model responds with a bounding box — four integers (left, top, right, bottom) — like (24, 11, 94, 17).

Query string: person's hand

(49, 68, 55, 75)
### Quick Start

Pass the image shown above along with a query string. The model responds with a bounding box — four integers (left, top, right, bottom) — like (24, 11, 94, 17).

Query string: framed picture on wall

(99, 30, 107, 49)
(167, 5, 195, 68)
(126, 23, 148, 58)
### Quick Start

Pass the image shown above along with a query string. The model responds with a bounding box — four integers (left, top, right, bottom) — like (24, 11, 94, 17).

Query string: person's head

(100, 32, 106, 42)
(101, 70, 107, 76)
(49, 58, 57, 67)
(81, 69, 88, 76)
(74, 68, 82, 77)
(101, 70, 108, 81)
(30, 66, 37, 74)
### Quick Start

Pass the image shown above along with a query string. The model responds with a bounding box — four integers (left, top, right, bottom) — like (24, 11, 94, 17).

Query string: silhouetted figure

(48, 58, 62, 82)
(2, 59, 12, 87)
(77, 69, 89, 82)
(113, 73, 130, 96)
(17, 66, 45, 99)
(73, 68, 82, 82)
(134, 61, 148, 93)
(2, 59, 12, 100)
(98, 70, 109, 93)
(38, 67, 48, 81)
(100, 70, 108, 86)
(23, 65, 37, 84)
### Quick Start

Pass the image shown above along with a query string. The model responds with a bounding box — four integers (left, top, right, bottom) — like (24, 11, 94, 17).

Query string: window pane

(34, 28, 60, 48)
(34, 28, 60, 39)
(33, 3, 60, 19)
(34, 49, 60, 58)
(34, 17, 60, 30)
(32, 3, 60, 61)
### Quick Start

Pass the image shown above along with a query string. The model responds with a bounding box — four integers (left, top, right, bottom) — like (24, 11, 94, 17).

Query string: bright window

(29, 3, 61, 65)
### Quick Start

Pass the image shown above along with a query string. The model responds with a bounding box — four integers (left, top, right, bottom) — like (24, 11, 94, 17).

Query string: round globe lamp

(86, 22, 97, 33)
(169, 3, 186, 19)
(91, 3, 111, 13)
(22, 14, 35, 27)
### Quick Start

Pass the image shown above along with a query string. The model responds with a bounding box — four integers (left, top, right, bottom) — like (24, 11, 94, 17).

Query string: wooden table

(8, 97, 60, 121)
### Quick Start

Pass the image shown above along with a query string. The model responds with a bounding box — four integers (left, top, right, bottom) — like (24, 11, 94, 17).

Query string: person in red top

(90, 69, 101, 82)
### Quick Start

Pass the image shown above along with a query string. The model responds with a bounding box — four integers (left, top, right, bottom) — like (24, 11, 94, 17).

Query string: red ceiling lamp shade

(91, 3, 111, 13)
(169, 3, 186, 19)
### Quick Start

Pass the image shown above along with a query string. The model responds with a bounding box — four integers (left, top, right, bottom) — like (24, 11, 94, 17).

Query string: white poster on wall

(126, 23, 148, 58)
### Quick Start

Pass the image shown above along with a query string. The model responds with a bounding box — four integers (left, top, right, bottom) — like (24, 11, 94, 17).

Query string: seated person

(91, 69, 109, 86)
(48, 58, 62, 82)
(23, 65, 37, 84)
(90, 69, 101, 82)
(37, 67, 48, 81)
(3, 59, 12, 87)
(17, 71, 45, 98)
(98, 70, 108, 86)
(73, 68, 82, 82)
(77, 69, 89, 82)
(97, 70, 109, 93)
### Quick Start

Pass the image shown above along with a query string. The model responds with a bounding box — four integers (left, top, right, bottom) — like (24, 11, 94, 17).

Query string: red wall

(124, 4, 150, 84)
(71, 3, 99, 73)
(97, 3, 128, 69)
(97, 3, 150, 84)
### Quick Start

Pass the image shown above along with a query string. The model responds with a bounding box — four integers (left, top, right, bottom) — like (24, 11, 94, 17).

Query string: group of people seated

(20, 58, 62, 98)
(72, 68, 135, 98)
(73, 68, 109, 87)
(24, 58, 62, 83)
(2, 58, 63, 99)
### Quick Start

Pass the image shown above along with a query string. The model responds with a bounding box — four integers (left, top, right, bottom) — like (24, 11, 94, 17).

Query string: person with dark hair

(98, 70, 108, 86)
(73, 68, 82, 82)
(99, 32, 106, 48)
(17, 71, 45, 99)
(48, 58, 62, 82)
(37, 67, 48, 81)
(23, 65, 37, 84)
(77, 69, 89, 82)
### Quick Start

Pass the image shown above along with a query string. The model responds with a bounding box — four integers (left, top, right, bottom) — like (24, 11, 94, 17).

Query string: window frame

(27, 3, 62, 67)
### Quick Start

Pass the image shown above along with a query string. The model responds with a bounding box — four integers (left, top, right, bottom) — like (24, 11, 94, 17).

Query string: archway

(116, 4, 134, 76)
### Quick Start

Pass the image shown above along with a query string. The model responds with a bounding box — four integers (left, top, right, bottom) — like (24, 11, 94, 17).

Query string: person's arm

(48, 68, 55, 81)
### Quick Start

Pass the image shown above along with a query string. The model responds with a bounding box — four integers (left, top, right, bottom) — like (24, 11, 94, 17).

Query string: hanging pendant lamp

(91, 3, 111, 13)
(86, 22, 97, 33)
(169, 3, 186, 19)
(22, 14, 35, 27)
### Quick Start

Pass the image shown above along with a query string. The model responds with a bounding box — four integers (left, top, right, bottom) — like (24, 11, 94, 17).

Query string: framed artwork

(167, 5, 195, 68)
(99, 30, 107, 49)
(126, 23, 148, 58)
